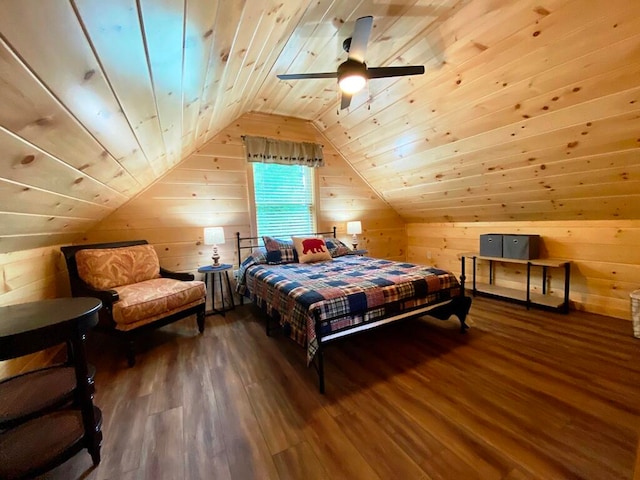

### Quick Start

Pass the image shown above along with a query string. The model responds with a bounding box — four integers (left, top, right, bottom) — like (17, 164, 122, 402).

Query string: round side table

(198, 264, 235, 316)
(0, 297, 103, 479)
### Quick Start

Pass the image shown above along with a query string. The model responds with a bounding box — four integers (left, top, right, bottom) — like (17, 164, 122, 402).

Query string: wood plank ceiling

(0, 0, 638, 253)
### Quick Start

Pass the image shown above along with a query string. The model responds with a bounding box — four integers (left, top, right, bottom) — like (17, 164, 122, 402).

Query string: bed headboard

(235, 227, 337, 268)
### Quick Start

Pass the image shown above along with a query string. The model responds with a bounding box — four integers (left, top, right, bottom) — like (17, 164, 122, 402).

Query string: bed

(235, 229, 471, 393)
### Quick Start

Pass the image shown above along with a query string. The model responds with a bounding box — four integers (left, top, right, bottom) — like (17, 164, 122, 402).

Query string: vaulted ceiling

(1, 0, 639, 253)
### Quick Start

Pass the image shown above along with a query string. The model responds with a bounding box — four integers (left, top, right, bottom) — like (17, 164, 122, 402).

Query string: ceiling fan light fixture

(337, 59, 367, 95)
(339, 74, 366, 94)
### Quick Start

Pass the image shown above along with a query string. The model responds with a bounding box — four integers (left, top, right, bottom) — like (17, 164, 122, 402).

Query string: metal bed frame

(235, 227, 336, 308)
(235, 228, 471, 393)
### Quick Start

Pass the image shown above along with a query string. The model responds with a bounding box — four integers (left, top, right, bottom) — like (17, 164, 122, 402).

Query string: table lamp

(346, 221, 362, 250)
(204, 226, 225, 266)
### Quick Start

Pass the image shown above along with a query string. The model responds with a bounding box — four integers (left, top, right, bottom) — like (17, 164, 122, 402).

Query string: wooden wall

(0, 112, 404, 377)
(407, 220, 640, 320)
(0, 246, 70, 377)
(80, 112, 406, 273)
(315, 0, 640, 225)
(1, 1, 639, 255)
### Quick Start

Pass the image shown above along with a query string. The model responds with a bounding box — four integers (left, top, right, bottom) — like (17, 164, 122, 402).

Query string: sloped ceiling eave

(0, 0, 638, 254)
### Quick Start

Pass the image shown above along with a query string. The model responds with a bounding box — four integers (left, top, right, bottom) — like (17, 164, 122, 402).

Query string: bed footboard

(312, 294, 472, 393)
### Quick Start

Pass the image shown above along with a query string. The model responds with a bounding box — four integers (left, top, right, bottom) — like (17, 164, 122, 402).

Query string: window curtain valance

(242, 135, 324, 167)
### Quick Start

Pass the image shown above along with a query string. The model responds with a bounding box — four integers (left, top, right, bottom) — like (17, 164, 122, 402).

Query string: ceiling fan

(277, 16, 425, 110)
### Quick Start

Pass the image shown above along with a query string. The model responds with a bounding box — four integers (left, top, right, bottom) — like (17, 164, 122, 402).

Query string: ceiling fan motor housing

(337, 58, 368, 80)
(342, 37, 352, 53)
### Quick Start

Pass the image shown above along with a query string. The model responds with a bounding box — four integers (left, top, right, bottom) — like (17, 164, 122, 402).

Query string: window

(252, 162, 315, 238)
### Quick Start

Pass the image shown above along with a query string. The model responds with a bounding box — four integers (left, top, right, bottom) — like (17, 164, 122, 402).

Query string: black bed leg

(457, 296, 472, 333)
(429, 295, 472, 333)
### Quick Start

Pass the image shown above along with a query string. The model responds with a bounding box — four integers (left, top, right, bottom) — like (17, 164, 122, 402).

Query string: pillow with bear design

(292, 236, 332, 264)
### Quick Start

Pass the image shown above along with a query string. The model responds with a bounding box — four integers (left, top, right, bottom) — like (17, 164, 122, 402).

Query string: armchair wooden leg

(197, 309, 205, 333)
(125, 340, 136, 367)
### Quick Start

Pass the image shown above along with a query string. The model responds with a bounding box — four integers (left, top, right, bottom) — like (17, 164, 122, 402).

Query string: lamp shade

(346, 221, 362, 235)
(204, 227, 225, 245)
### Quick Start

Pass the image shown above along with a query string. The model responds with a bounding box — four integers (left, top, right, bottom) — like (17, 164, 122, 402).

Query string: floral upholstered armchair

(61, 240, 206, 366)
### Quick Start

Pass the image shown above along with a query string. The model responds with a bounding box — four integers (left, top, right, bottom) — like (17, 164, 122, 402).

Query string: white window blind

(252, 162, 315, 238)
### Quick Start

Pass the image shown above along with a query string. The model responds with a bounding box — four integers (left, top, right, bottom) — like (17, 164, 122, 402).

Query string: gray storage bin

(502, 234, 540, 259)
(479, 234, 503, 257)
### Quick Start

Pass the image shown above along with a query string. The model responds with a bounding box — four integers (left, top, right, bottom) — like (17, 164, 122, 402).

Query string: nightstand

(198, 264, 235, 316)
(348, 249, 368, 256)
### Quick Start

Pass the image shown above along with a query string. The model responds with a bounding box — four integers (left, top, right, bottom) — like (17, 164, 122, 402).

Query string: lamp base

(351, 244, 358, 250)
(212, 246, 220, 266)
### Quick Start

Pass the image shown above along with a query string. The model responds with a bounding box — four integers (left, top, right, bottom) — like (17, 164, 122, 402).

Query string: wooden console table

(0, 297, 103, 479)
(459, 253, 571, 313)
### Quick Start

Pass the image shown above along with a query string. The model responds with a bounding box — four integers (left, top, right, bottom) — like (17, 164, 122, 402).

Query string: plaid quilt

(238, 253, 460, 363)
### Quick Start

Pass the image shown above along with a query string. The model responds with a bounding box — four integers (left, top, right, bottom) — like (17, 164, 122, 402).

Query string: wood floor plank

(139, 407, 185, 480)
(423, 447, 495, 480)
(29, 296, 640, 479)
(181, 360, 228, 479)
(245, 380, 306, 455)
(146, 342, 185, 415)
(94, 393, 151, 480)
(503, 468, 538, 480)
(301, 408, 383, 480)
(333, 409, 429, 479)
(315, 333, 449, 468)
(272, 441, 329, 480)
(209, 344, 281, 479)
(324, 326, 515, 478)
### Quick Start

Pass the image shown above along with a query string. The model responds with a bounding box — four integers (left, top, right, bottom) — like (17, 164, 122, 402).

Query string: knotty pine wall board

(74, 0, 172, 171)
(360, 88, 640, 186)
(0, 40, 140, 196)
(0, 0, 637, 332)
(81, 113, 406, 274)
(0, 1, 160, 184)
(322, 1, 637, 155)
(407, 221, 640, 319)
(1, 0, 638, 256)
(0, 245, 71, 378)
(381, 148, 639, 203)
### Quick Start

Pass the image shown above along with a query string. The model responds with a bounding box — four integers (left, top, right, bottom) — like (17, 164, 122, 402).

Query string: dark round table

(0, 297, 103, 479)
(198, 264, 235, 316)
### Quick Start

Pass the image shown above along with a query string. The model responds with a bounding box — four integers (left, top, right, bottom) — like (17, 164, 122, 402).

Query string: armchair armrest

(160, 267, 195, 281)
(72, 281, 119, 306)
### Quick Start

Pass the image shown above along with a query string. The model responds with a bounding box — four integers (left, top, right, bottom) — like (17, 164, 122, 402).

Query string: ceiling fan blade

(367, 65, 425, 79)
(340, 92, 352, 110)
(277, 72, 337, 80)
(348, 16, 373, 63)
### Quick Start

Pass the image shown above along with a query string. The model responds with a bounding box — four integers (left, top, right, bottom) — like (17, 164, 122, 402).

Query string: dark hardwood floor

(38, 296, 640, 479)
